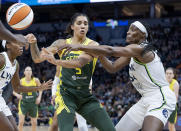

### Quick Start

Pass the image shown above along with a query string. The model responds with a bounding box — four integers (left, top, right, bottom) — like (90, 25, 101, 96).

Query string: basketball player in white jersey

(49, 65, 89, 131)
(0, 21, 27, 46)
(52, 21, 176, 131)
(0, 40, 52, 131)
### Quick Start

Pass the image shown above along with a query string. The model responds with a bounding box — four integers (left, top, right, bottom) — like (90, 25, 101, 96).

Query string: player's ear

(71, 25, 74, 31)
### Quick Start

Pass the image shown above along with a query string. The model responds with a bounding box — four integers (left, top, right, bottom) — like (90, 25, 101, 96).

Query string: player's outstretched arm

(42, 47, 93, 68)
(11, 62, 53, 92)
(58, 43, 143, 58)
(0, 21, 27, 46)
(99, 56, 130, 73)
(26, 33, 65, 63)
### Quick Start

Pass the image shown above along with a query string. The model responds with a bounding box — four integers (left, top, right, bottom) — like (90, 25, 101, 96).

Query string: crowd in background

(6, 18, 181, 126)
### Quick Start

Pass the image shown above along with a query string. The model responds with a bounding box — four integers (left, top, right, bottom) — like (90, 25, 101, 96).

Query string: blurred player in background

(13, 66, 43, 131)
(166, 67, 179, 131)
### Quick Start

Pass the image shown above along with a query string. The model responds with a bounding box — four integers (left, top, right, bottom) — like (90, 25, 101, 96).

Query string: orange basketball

(6, 3, 34, 30)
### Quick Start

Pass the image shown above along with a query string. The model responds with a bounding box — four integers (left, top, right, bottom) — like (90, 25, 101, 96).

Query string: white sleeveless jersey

(0, 52, 17, 90)
(129, 52, 169, 95)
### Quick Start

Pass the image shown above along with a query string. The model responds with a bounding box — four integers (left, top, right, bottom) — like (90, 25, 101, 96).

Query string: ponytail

(141, 22, 156, 56)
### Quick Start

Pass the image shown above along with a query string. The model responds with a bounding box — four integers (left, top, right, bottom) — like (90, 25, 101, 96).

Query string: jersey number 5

(76, 68, 81, 74)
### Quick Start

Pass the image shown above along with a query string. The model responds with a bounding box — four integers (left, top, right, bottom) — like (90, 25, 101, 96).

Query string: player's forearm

(79, 45, 113, 56)
(0, 21, 17, 42)
(30, 43, 43, 63)
(55, 59, 84, 68)
(99, 56, 115, 73)
(15, 85, 41, 93)
(37, 91, 43, 99)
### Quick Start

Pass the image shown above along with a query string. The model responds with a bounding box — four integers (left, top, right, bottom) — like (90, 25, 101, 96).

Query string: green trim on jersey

(133, 58, 166, 111)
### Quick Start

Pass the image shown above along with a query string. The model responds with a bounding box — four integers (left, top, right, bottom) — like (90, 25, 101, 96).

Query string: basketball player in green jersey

(166, 68, 179, 131)
(27, 13, 115, 131)
(49, 65, 90, 131)
(13, 66, 43, 131)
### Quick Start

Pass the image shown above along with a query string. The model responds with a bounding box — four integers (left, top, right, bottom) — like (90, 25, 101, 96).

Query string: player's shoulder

(173, 79, 179, 85)
(87, 39, 99, 46)
(34, 77, 40, 81)
(51, 39, 66, 47)
(20, 77, 24, 82)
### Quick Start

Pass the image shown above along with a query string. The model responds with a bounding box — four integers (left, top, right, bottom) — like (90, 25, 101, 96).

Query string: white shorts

(126, 86, 176, 127)
(0, 96, 12, 116)
(75, 113, 87, 127)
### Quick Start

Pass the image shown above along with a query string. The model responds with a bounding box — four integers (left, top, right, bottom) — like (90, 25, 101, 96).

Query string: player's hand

(41, 48, 57, 65)
(57, 44, 81, 56)
(39, 79, 53, 91)
(15, 34, 29, 50)
(25, 33, 37, 45)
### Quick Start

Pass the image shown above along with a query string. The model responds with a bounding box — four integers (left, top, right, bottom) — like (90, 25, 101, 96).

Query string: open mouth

(80, 30, 85, 34)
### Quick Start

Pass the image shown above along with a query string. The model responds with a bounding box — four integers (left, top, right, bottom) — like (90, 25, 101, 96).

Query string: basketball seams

(6, 3, 26, 23)
(6, 3, 34, 30)
(11, 10, 33, 30)
(8, 5, 31, 25)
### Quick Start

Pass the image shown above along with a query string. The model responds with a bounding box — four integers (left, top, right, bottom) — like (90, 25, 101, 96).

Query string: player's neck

(167, 79, 172, 84)
(138, 38, 146, 44)
(7, 51, 16, 65)
(72, 36, 86, 44)
(25, 77, 31, 82)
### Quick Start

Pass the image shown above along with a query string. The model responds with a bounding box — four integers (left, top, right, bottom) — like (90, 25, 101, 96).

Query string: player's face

(126, 24, 145, 44)
(6, 42, 23, 56)
(71, 16, 89, 37)
(24, 67, 32, 77)
(166, 69, 174, 81)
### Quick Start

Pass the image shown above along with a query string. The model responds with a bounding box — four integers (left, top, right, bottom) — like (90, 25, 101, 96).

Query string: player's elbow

(33, 58, 42, 63)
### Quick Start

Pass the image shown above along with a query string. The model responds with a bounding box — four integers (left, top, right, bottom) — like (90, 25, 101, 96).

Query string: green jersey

(21, 77, 38, 103)
(58, 38, 97, 88)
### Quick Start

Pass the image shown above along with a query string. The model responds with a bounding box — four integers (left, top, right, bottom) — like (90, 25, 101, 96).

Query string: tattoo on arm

(51, 40, 59, 47)
(30, 43, 41, 62)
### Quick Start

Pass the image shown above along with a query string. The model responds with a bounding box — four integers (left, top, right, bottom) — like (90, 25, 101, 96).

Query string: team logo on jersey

(162, 108, 168, 118)
(72, 75, 87, 80)
(72, 75, 77, 80)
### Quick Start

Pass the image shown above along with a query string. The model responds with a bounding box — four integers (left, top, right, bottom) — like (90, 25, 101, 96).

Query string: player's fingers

(57, 44, 69, 53)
